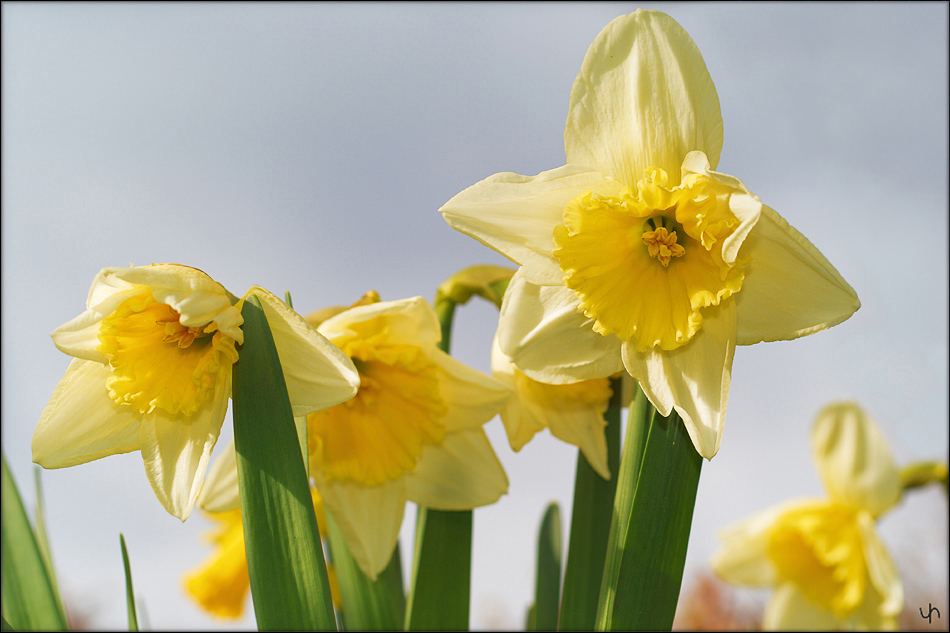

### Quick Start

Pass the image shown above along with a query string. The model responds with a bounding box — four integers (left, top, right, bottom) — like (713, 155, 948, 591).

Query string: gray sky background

(2, 2, 947, 630)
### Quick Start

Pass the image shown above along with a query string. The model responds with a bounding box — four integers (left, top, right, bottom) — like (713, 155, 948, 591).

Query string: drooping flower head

(712, 402, 904, 630)
(33, 264, 359, 520)
(304, 293, 511, 578)
(440, 10, 860, 458)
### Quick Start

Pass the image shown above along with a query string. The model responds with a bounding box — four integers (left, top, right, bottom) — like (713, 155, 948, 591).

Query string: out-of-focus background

(3, 2, 947, 630)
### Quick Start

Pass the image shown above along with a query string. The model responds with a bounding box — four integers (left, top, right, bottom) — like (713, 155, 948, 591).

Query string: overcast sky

(2, 2, 947, 630)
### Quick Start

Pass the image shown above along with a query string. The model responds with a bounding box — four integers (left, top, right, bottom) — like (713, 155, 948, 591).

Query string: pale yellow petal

(497, 269, 623, 384)
(116, 264, 240, 334)
(810, 402, 901, 517)
(51, 288, 139, 363)
(313, 470, 407, 580)
(763, 582, 839, 631)
(319, 295, 442, 351)
(735, 205, 860, 345)
(140, 370, 230, 521)
(565, 10, 723, 186)
(247, 287, 359, 417)
(429, 347, 511, 433)
(440, 165, 620, 286)
(711, 500, 806, 587)
(856, 511, 903, 618)
(199, 439, 240, 513)
(32, 358, 141, 468)
(491, 334, 546, 451)
(621, 299, 736, 459)
(405, 428, 508, 510)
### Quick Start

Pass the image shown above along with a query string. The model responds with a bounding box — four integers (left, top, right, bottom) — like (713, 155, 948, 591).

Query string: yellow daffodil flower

(712, 402, 904, 630)
(439, 10, 860, 458)
(491, 333, 613, 480)
(305, 294, 512, 578)
(32, 263, 359, 520)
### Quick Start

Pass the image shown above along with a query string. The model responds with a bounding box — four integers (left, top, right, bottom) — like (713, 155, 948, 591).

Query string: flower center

(641, 222, 685, 267)
(768, 503, 866, 617)
(308, 320, 447, 486)
(97, 290, 239, 417)
(552, 167, 745, 352)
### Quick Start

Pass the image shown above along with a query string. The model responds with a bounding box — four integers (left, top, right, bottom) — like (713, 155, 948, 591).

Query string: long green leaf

(32, 467, 62, 606)
(119, 534, 138, 632)
(1, 452, 68, 631)
(405, 507, 473, 630)
(557, 378, 622, 630)
(326, 511, 405, 630)
(533, 503, 562, 631)
(595, 386, 702, 630)
(232, 295, 336, 630)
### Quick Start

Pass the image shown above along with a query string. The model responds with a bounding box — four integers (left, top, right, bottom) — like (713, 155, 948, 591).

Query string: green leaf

(1, 451, 68, 631)
(232, 295, 336, 631)
(533, 503, 562, 631)
(557, 378, 622, 630)
(326, 511, 406, 630)
(119, 534, 138, 632)
(32, 467, 61, 605)
(595, 386, 702, 631)
(405, 507, 472, 630)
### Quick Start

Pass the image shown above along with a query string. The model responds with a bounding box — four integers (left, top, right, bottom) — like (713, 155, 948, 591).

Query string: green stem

(595, 385, 702, 631)
(557, 377, 623, 630)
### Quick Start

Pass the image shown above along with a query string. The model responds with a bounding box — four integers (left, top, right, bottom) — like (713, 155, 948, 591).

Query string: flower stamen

(641, 226, 685, 267)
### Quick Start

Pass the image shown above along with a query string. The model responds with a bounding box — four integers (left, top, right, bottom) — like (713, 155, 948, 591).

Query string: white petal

(33, 358, 142, 468)
(810, 402, 901, 517)
(492, 334, 545, 451)
(313, 472, 407, 580)
(247, 287, 359, 417)
(735, 206, 860, 345)
(440, 165, 620, 286)
(498, 269, 623, 384)
(140, 370, 230, 521)
(198, 439, 240, 513)
(430, 347, 512, 433)
(405, 429, 508, 510)
(622, 299, 736, 459)
(564, 10, 723, 186)
(762, 582, 839, 631)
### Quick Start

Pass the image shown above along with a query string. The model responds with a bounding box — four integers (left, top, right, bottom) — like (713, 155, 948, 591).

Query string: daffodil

(306, 293, 511, 578)
(711, 402, 904, 630)
(491, 333, 613, 480)
(32, 263, 359, 520)
(439, 10, 860, 458)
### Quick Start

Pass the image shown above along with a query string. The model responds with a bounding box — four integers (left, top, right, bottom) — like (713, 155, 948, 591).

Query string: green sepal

(1, 452, 68, 631)
(595, 386, 702, 631)
(119, 534, 138, 632)
(232, 295, 336, 630)
(558, 378, 622, 630)
(533, 503, 562, 631)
